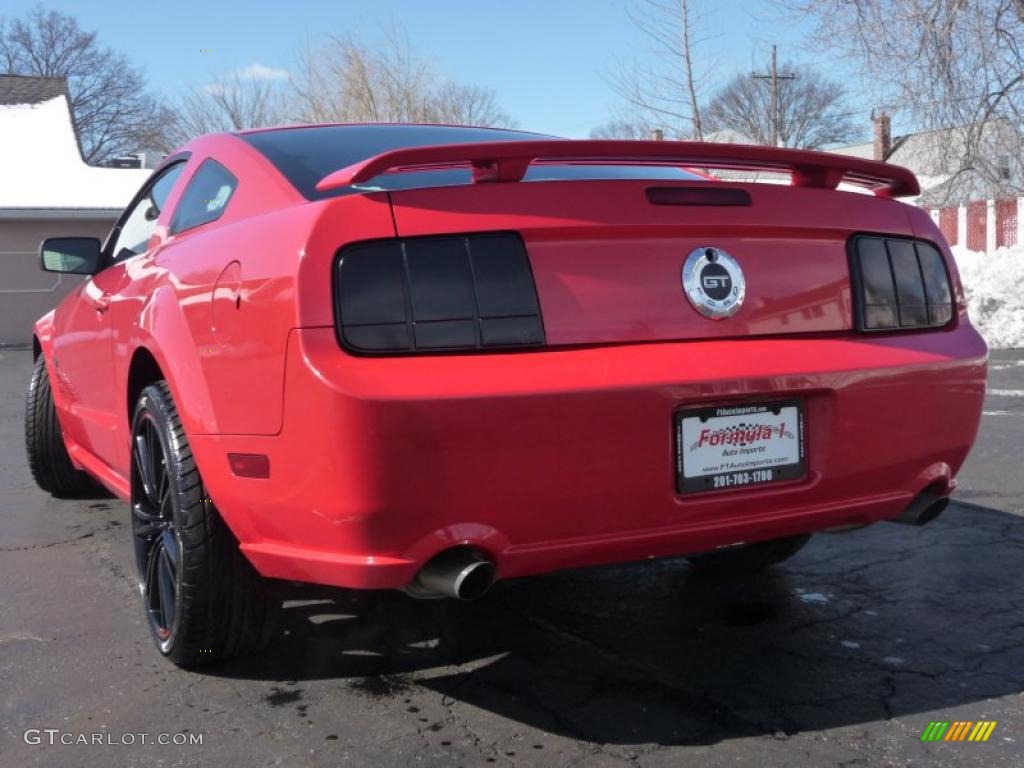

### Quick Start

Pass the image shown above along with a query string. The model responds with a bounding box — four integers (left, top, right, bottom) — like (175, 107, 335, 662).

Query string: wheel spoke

(144, 537, 162, 614)
(131, 503, 165, 537)
(157, 467, 170, 511)
(159, 529, 178, 571)
(157, 544, 176, 630)
(132, 501, 160, 524)
(134, 432, 155, 502)
(146, 421, 163, 508)
(150, 421, 168, 508)
(142, 532, 179, 637)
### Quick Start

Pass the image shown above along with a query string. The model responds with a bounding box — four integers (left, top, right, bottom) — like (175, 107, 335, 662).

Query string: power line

(752, 45, 796, 147)
(808, 85, 1024, 128)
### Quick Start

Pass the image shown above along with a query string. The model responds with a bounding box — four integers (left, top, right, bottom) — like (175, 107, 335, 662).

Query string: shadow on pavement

(205, 501, 1024, 746)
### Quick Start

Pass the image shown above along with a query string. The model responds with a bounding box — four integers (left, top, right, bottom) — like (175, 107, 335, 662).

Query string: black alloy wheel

(131, 408, 181, 652)
(24, 355, 95, 496)
(130, 381, 279, 664)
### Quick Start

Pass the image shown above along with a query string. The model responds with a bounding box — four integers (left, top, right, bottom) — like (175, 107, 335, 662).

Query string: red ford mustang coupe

(26, 125, 987, 664)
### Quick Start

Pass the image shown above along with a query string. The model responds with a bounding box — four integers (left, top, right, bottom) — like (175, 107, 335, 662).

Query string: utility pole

(752, 45, 796, 146)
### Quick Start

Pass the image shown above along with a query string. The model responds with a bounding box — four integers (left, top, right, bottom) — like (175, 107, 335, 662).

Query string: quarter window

(110, 162, 185, 262)
(169, 160, 238, 235)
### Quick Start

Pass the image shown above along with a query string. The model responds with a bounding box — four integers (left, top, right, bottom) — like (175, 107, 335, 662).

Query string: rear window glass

(239, 125, 704, 199)
(169, 159, 237, 235)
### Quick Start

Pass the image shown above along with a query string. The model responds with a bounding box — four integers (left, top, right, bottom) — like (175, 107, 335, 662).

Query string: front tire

(686, 534, 811, 574)
(24, 356, 94, 497)
(131, 381, 279, 664)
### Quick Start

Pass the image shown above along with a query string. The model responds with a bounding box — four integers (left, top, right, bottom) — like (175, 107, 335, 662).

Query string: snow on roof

(703, 128, 757, 145)
(834, 134, 953, 201)
(0, 94, 150, 210)
(832, 142, 874, 161)
(834, 120, 1024, 204)
(833, 132, 949, 174)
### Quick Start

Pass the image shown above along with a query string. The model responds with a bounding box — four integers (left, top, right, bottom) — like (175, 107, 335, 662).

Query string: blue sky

(8, 0, 877, 141)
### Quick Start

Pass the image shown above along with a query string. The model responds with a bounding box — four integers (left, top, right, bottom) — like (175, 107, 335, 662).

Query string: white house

(0, 75, 150, 343)
(834, 113, 1024, 252)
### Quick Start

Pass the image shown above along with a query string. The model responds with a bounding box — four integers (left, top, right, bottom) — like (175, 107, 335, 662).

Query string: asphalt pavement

(2, 346, 1023, 768)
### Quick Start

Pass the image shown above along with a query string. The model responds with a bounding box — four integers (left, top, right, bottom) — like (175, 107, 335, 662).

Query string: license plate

(675, 400, 805, 494)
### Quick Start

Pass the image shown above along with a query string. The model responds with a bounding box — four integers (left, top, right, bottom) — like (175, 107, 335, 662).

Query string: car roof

(233, 124, 561, 200)
(233, 122, 554, 138)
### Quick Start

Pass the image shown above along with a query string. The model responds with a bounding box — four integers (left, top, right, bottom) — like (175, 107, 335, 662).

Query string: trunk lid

(386, 179, 918, 346)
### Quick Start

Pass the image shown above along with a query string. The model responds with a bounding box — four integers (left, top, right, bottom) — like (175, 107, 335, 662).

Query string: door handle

(87, 292, 111, 312)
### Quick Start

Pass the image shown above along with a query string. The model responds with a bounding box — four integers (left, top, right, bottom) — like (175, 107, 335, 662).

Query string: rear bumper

(190, 324, 987, 590)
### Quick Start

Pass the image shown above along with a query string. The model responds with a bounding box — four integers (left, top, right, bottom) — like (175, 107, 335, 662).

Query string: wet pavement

(2, 347, 1023, 767)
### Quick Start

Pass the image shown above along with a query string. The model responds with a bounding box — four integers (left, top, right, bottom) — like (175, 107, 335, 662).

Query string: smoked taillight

(334, 232, 545, 354)
(849, 235, 953, 332)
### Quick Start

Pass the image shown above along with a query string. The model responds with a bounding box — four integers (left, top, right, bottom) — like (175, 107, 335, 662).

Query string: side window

(110, 163, 186, 262)
(169, 160, 238, 235)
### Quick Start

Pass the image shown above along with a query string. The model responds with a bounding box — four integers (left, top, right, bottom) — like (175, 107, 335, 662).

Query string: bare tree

(0, 7, 173, 163)
(704, 63, 859, 149)
(291, 31, 515, 127)
(167, 30, 514, 147)
(610, 0, 711, 139)
(167, 71, 289, 146)
(429, 81, 516, 128)
(589, 117, 657, 139)
(778, 0, 1024, 197)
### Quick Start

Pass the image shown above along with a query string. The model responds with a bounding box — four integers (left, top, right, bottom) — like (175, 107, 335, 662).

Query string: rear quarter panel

(142, 204, 316, 437)
(110, 135, 309, 452)
(121, 137, 398, 447)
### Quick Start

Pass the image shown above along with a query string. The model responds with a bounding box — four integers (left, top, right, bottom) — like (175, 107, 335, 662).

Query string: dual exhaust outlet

(893, 490, 950, 526)
(411, 546, 496, 601)
(409, 490, 949, 599)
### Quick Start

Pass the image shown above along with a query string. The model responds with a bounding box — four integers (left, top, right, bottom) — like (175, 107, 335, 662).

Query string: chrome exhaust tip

(411, 547, 496, 601)
(893, 491, 950, 526)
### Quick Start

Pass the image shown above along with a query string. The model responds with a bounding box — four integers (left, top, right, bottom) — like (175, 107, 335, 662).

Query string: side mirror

(40, 237, 103, 275)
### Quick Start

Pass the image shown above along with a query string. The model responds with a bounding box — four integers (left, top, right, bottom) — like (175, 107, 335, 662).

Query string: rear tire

(686, 534, 811, 574)
(131, 381, 279, 665)
(24, 356, 94, 497)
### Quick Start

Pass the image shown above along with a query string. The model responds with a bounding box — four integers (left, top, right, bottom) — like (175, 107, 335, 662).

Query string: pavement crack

(499, 597, 782, 742)
(0, 531, 95, 551)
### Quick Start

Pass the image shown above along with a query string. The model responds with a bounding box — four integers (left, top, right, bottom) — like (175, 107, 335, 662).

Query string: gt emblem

(682, 246, 746, 319)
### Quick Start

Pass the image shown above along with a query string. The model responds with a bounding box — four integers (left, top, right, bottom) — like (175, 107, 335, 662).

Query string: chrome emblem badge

(682, 246, 745, 319)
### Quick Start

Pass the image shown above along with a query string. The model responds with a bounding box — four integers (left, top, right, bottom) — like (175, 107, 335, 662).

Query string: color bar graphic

(921, 721, 996, 742)
(968, 722, 998, 742)
(921, 721, 949, 741)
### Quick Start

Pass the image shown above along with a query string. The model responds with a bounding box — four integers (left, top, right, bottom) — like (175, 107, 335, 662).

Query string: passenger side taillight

(335, 232, 545, 354)
(849, 235, 953, 332)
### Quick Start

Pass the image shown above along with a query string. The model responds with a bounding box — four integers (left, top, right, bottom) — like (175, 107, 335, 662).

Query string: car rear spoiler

(315, 139, 920, 198)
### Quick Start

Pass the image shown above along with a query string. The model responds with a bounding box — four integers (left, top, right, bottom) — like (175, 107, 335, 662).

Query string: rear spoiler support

(315, 139, 920, 198)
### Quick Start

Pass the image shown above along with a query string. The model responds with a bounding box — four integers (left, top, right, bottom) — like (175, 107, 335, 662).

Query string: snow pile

(0, 96, 148, 209)
(953, 243, 1024, 349)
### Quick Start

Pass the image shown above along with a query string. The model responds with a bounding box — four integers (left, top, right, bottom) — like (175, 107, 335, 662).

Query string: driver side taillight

(334, 232, 545, 354)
